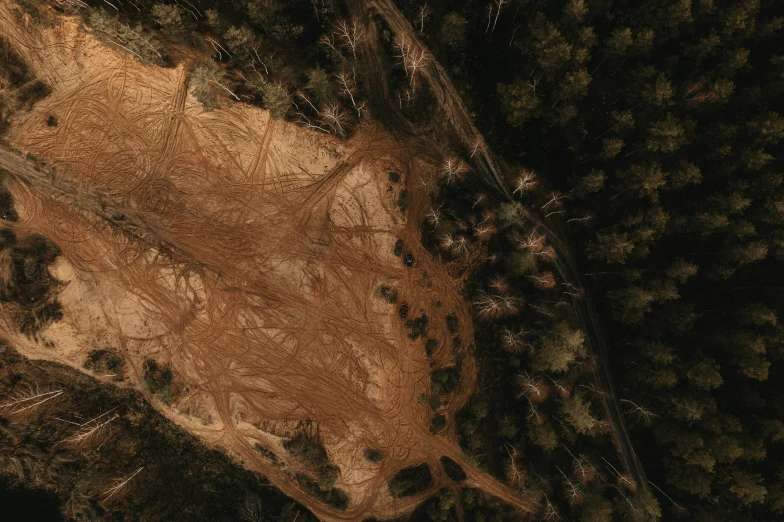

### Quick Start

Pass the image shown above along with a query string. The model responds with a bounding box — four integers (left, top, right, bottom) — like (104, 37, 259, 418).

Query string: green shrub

(364, 448, 385, 463)
(388, 463, 432, 498)
(394, 238, 405, 257)
(429, 414, 446, 434)
(440, 456, 466, 482)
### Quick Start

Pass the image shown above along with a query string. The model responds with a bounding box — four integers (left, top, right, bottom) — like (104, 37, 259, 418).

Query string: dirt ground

(0, 4, 536, 520)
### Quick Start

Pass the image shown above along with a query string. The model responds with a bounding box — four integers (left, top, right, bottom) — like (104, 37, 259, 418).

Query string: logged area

(0, 4, 532, 521)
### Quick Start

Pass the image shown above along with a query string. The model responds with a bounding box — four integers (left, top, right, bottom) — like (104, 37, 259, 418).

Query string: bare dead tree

(472, 193, 487, 208)
(512, 170, 537, 195)
(504, 443, 526, 488)
(474, 223, 497, 241)
(470, 138, 481, 158)
(442, 157, 467, 184)
(355, 100, 367, 120)
(542, 191, 565, 210)
(239, 494, 266, 522)
(417, 4, 431, 33)
(516, 230, 545, 252)
(320, 104, 349, 136)
(473, 291, 505, 318)
(485, 4, 494, 33)
(621, 399, 657, 424)
(492, 0, 508, 33)
(59, 410, 119, 446)
(425, 207, 442, 229)
(319, 33, 340, 55)
(543, 492, 561, 521)
(501, 327, 531, 353)
(334, 19, 364, 58)
(567, 215, 593, 223)
(395, 36, 429, 90)
(101, 467, 143, 503)
(335, 72, 357, 107)
(517, 372, 549, 402)
(489, 275, 509, 293)
(556, 465, 584, 506)
(1, 384, 64, 414)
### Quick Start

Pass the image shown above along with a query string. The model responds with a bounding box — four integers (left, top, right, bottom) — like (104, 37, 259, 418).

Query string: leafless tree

(567, 214, 593, 223)
(489, 275, 509, 293)
(57, 410, 118, 446)
(417, 4, 431, 33)
(470, 138, 481, 158)
(474, 223, 497, 241)
(320, 104, 349, 136)
(425, 207, 442, 229)
(472, 193, 487, 208)
(334, 19, 365, 58)
(512, 170, 537, 195)
(319, 33, 340, 55)
(543, 493, 561, 521)
(1, 384, 64, 414)
(516, 230, 544, 252)
(517, 372, 549, 402)
(355, 100, 367, 120)
(442, 157, 467, 184)
(504, 444, 526, 488)
(335, 72, 357, 107)
(101, 467, 143, 503)
(556, 465, 584, 506)
(542, 191, 565, 210)
(485, 4, 494, 33)
(239, 494, 266, 522)
(492, 0, 508, 33)
(501, 327, 531, 353)
(395, 36, 429, 90)
(621, 399, 657, 424)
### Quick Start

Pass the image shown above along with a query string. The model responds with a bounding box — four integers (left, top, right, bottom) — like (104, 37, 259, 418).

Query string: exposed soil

(0, 5, 536, 521)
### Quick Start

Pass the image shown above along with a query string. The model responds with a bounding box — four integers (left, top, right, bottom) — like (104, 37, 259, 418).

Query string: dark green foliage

(405, 313, 428, 340)
(410, 488, 457, 522)
(0, 230, 63, 336)
(284, 433, 329, 469)
(388, 171, 401, 183)
(462, 488, 523, 522)
(363, 448, 384, 464)
(0, 344, 316, 522)
(425, 338, 437, 357)
(294, 473, 348, 510)
(430, 366, 460, 395)
(439, 456, 466, 482)
(429, 414, 446, 434)
(388, 463, 432, 498)
(394, 238, 405, 257)
(0, 37, 50, 137)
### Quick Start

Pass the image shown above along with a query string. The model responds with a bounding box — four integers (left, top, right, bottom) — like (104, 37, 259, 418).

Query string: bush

(83, 349, 125, 380)
(394, 238, 405, 257)
(425, 338, 437, 357)
(446, 314, 459, 334)
(397, 190, 409, 213)
(388, 463, 432, 498)
(429, 414, 446, 434)
(406, 314, 429, 341)
(284, 433, 329, 469)
(143, 359, 176, 403)
(431, 367, 460, 395)
(378, 285, 398, 304)
(364, 448, 384, 463)
(440, 456, 466, 482)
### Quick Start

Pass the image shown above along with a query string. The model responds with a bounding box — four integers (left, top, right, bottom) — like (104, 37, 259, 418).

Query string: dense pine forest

(393, 0, 784, 520)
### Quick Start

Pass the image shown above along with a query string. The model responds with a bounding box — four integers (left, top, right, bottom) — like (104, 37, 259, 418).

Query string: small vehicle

(399, 303, 409, 318)
(404, 252, 414, 267)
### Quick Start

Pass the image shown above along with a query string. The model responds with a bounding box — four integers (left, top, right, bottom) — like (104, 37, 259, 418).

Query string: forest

(1, 0, 783, 521)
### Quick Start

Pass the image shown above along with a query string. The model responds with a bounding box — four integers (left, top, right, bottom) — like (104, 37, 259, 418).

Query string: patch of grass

(440, 456, 466, 482)
(388, 463, 432, 498)
(364, 448, 385, 464)
(429, 414, 446, 434)
(394, 238, 405, 257)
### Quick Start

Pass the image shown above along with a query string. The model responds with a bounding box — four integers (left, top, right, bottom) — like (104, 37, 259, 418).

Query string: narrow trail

(355, 0, 652, 513)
